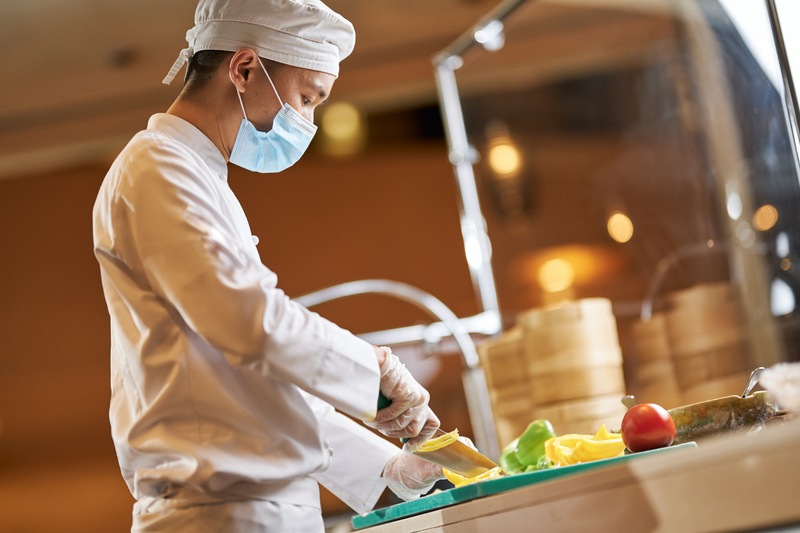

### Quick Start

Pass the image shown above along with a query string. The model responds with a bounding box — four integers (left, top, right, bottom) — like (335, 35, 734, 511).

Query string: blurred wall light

(513, 244, 630, 307)
(753, 204, 779, 231)
(537, 258, 575, 293)
(484, 121, 528, 217)
(487, 140, 522, 178)
(320, 101, 366, 156)
(607, 211, 634, 243)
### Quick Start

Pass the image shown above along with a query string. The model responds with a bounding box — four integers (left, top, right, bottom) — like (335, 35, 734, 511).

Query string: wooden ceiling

(0, 0, 679, 178)
(0, 0, 497, 176)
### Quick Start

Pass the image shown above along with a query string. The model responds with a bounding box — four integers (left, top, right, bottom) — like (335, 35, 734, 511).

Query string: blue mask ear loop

(234, 88, 249, 122)
(233, 58, 283, 122)
(257, 58, 285, 107)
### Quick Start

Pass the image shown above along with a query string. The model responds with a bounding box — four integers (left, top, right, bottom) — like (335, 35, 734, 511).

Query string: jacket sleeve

(116, 141, 380, 422)
(303, 392, 399, 516)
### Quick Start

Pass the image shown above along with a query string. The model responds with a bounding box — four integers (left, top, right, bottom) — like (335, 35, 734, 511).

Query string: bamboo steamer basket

(681, 371, 751, 405)
(627, 313, 682, 408)
(672, 342, 748, 389)
(636, 383, 683, 409)
(523, 298, 625, 406)
(532, 394, 628, 435)
(529, 365, 626, 405)
(489, 383, 535, 418)
(490, 380, 536, 448)
(636, 358, 676, 386)
(495, 413, 536, 449)
(666, 281, 735, 309)
(626, 377, 679, 411)
(664, 283, 749, 396)
(478, 329, 535, 429)
(493, 299, 628, 442)
(635, 379, 683, 409)
(666, 307, 743, 354)
(520, 298, 614, 326)
(665, 283, 745, 355)
(477, 328, 527, 389)
(519, 299, 619, 358)
(627, 358, 682, 410)
(527, 346, 622, 375)
(630, 314, 671, 363)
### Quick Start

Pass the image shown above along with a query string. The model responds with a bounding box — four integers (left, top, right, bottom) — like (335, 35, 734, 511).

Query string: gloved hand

(383, 451, 444, 502)
(365, 348, 440, 451)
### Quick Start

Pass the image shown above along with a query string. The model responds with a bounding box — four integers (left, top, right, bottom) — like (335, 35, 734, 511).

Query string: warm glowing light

(607, 212, 634, 243)
(487, 141, 522, 177)
(753, 204, 779, 231)
(537, 258, 575, 293)
(320, 101, 365, 156)
(322, 102, 359, 140)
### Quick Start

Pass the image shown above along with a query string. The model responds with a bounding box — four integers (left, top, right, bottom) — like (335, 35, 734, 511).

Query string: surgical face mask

(229, 59, 317, 173)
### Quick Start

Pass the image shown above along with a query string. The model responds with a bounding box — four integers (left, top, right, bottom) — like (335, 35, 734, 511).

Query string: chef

(92, 0, 444, 531)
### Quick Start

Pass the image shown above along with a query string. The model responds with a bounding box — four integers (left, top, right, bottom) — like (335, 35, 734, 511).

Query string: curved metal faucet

(296, 279, 500, 459)
(640, 241, 730, 321)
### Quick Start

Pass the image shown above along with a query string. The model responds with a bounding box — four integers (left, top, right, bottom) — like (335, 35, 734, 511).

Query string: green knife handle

(378, 392, 392, 410)
(377, 392, 408, 444)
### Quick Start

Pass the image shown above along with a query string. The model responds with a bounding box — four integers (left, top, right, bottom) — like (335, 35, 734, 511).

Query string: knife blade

(410, 428, 500, 478)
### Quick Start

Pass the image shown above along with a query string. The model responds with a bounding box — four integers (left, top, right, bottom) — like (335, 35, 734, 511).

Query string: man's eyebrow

(309, 80, 329, 102)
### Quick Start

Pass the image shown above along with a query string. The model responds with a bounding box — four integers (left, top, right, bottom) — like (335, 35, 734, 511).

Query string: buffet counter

(357, 417, 800, 532)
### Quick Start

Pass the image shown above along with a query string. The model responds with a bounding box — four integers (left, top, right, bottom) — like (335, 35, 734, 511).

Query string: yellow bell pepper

(443, 466, 504, 488)
(416, 429, 460, 452)
(544, 425, 625, 466)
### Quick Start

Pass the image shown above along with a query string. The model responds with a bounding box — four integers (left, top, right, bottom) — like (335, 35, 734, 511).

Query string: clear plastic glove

(365, 348, 440, 450)
(383, 451, 444, 502)
(403, 407, 441, 452)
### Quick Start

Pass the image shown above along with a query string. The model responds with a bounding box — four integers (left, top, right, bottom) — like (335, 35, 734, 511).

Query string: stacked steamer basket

(519, 299, 628, 435)
(627, 313, 682, 408)
(476, 328, 532, 447)
(664, 282, 750, 404)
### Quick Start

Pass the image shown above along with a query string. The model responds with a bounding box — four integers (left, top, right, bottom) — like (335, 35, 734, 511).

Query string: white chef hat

(162, 0, 355, 85)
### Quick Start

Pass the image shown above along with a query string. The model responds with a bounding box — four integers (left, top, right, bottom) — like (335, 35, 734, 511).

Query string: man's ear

(229, 48, 259, 93)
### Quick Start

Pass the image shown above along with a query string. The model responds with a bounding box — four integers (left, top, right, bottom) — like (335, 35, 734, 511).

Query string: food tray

(352, 442, 697, 530)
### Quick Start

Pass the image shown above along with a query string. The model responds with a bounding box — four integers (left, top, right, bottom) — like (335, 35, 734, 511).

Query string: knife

(378, 393, 500, 478)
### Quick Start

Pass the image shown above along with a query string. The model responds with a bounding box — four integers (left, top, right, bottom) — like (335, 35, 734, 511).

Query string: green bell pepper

(498, 437, 525, 474)
(516, 419, 557, 467)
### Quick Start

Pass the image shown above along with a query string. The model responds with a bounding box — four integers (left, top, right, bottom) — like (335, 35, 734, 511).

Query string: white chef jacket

(92, 113, 399, 521)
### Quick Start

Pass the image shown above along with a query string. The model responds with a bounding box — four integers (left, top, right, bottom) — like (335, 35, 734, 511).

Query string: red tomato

(621, 403, 677, 452)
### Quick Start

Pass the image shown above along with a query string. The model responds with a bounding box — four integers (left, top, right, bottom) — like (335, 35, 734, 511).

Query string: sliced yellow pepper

(443, 466, 504, 487)
(593, 424, 618, 441)
(544, 425, 625, 466)
(416, 429, 460, 453)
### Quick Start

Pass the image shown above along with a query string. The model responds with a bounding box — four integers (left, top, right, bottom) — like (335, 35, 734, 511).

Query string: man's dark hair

(183, 50, 233, 95)
(183, 50, 283, 96)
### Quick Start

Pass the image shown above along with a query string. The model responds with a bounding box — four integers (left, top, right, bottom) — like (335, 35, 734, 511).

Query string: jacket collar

(147, 113, 229, 181)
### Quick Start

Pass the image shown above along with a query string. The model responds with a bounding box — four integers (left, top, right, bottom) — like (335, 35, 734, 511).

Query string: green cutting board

(352, 442, 697, 529)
